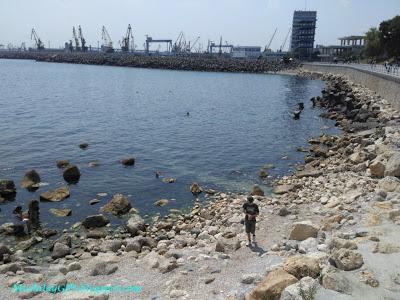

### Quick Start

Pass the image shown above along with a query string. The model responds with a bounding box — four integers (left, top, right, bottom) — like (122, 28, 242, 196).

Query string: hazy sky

(0, 0, 398, 51)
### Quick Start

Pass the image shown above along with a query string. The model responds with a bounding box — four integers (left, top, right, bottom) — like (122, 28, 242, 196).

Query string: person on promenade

(243, 196, 259, 246)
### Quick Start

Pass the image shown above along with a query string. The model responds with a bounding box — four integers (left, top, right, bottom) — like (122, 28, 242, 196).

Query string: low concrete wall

(302, 63, 400, 111)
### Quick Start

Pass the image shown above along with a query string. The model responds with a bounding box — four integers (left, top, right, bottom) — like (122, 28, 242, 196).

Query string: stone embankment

(1, 69, 400, 299)
(0, 51, 298, 73)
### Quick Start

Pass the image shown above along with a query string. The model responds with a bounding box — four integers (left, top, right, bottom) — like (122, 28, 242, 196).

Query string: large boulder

(248, 268, 298, 300)
(369, 160, 385, 178)
(101, 194, 132, 215)
(329, 249, 364, 271)
(283, 256, 321, 279)
(384, 152, 400, 177)
(126, 215, 146, 236)
(289, 221, 319, 241)
(321, 266, 352, 295)
(251, 185, 264, 196)
(281, 276, 318, 300)
(40, 186, 70, 202)
(190, 182, 203, 195)
(52, 242, 70, 259)
(82, 214, 110, 228)
(21, 170, 41, 190)
(63, 165, 81, 184)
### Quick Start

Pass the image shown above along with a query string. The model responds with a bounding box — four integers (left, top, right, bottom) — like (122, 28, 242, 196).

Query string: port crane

(78, 26, 88, 52)
(72, 26, 81, 51)
(280, 28, 291, 52)
(172, 31, 186, 53)
(120, 24, 133, 52)
(31, 28, 44, 50)
(101, 26, 114, 53)
(145, 35, 172, 53)
(189, 36, 200, 52)
(264, 28, 277, 52)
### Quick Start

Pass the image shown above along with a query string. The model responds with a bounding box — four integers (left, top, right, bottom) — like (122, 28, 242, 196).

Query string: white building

(231, 46, 261, 58)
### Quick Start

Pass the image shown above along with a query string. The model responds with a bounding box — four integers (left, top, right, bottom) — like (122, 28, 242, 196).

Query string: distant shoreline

(0, 51, 299, 74)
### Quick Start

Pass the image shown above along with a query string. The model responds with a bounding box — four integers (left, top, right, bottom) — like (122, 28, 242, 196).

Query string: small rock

(52, 242, 70, 259)
(360, 270, 379, 287)
(101, 194, 132, 215)
(90, 262, 118, 276)
(121, 157, 135, 166)
(21, 170, 41, 190)
(40, 186, 70, 202)
(82, 214, 110, 228)
(330, 249, 364, 271)
(278, 207, 291, 216)
(50, 208, 72, 217)
(154, 199, 169, 207)
(289, 221, 319, 241)
(56, 160, 70, 169)
(79, 143, 89, 149)
(190, 182, 203, 195)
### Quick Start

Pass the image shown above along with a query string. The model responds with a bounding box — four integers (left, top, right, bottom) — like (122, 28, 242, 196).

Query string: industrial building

(231, 46, 261, 59)
(290, 10, 317, 59)
(316, 35, 366, 61)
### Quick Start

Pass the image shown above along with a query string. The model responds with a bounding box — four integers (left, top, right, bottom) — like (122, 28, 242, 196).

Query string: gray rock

(0, 262, 21, 274)
(385, 152, 400, 177)
(158, 258, 178, 273)
(241, 273, 260, 284)
(321, 266, 352, 295)
(67, 262, 81, 272)
(278, 207, 292, 216)
(82, 214, 110, 228)
(281, 276, 318, 300)
(328, 237, 357, 250)
(90, 262, 118, 276)
(126, 214, 145, 236)
(46, 275, 67, 293)
(52, 242, 70, 259)
(330, 249, 364, 271)
(215, 240, 225, 253)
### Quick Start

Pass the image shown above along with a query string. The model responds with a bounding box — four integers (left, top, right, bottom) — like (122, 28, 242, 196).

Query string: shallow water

(0, 59, 338, 230)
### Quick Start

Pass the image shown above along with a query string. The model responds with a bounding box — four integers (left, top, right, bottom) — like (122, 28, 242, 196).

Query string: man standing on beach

(243, 196, 259, 246)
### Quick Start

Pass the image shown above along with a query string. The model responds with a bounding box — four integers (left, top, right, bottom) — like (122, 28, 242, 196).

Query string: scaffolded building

(290, 11, 317, 60)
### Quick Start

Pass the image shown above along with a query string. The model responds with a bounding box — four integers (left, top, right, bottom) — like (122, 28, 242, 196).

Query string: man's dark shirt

(243, 202, 259, 221)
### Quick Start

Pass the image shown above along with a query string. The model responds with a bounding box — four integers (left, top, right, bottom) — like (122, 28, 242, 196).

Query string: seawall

(302, 63, 400, 111)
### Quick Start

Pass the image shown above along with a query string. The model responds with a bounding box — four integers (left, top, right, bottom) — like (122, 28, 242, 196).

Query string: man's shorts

(245, 220, 256, 234)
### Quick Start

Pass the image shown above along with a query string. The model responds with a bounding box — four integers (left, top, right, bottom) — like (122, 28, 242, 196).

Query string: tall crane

(120, 24, 133, 52)
(72, 26, 81, 51)
(78, 26, 88, 52)
(280, 28, 291, 52)
(31, 28, 44, 50)
(189, 36, 200, 52)
(101, 26, 114, 53)
(265, 28, 277, 52)
(172, 31, 185, 53)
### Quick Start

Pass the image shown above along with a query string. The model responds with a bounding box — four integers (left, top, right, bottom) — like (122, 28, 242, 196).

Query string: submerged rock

(56, 160, 70, 169)
(101, 194, 132, 215)
(79, 143, 89, 149)
(50, 208, 72, 217)
(82, 214, 110, 228)
(40, 186, 70, 202)
(121, 157, 135, 166)
(21, 170, 41, 190)
(0, 179, 16, 198)
(162, 177, 176, 183)
(154, 199, 169, 207)
(63, 165, 81, 184)
(190, 182, 203, 195)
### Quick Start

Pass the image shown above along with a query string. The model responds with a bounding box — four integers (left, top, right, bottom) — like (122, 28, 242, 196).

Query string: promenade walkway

(309, 62, 400, 79)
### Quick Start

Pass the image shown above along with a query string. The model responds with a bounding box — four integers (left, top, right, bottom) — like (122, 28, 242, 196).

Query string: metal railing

(310, 62, 400, 78)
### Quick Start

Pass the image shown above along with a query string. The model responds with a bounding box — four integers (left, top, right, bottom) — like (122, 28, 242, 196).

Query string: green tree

(379, 15, 400, 58)
(364, 27, 381, 58)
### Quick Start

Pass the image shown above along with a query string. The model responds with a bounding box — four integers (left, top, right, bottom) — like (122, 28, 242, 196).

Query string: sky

(0, 0, 399, 51)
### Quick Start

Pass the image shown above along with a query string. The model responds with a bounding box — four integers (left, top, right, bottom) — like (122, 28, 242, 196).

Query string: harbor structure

(290, 10, 317, 59)
(231, 46, 261, 58)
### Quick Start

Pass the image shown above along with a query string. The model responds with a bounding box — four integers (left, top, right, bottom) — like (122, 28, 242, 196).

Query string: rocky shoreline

(1, 69, 400, 299)
(0, 51, 298, 73)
